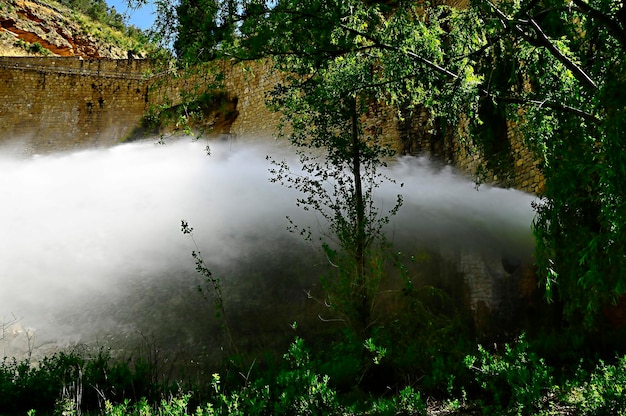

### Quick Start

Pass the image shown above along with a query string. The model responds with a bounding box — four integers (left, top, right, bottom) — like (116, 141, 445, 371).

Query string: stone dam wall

(197, 59, 545, 194)
(0, 57, 158, 153)
(0, 56, 543, 194)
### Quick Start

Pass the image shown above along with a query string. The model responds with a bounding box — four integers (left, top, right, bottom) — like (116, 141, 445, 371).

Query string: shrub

(0, 352, 84, 413)
(565, 356, 626, 415)
(0, 347, 177, 414)
(465, 334, 554, 415)
(28, 42, 48, 55)
(186, 336, 339, 415)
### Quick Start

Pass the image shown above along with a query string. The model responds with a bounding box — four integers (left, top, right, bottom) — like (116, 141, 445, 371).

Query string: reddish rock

(0, 0, 138, 59)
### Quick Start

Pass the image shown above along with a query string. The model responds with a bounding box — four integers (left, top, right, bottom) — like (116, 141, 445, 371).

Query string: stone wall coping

(0, 57, 167, 80)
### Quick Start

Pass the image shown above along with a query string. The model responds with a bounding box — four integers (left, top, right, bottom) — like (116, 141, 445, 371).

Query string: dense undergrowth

(3, 323, 626, 415)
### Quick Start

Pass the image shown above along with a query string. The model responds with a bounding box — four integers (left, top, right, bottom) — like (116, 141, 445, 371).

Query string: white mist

(0, 138, 536, 358)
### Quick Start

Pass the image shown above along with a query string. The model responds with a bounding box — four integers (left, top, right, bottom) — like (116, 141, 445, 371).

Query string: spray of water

(0, 138, 536, 359)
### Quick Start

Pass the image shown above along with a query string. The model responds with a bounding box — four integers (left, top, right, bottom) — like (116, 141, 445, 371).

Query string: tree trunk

(350, 97, 369, 334)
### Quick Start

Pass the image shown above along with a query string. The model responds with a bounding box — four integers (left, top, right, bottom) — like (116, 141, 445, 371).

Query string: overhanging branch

(230, 5, 601, 125)
(337, 21, 600, 123)
(486, 0, 598, 91)
(494, 96, 600, 124)
(570, 0, 626, 49)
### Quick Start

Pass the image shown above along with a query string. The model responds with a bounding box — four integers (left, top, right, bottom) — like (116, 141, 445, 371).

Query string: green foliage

(13, 39, 50, 55)
(100, 395, 192, 416)
(174, 0, 237, 62)
(270, 337, 339, 415)
(45, 0, 156, 56)
(479, 0, 626, 326)
(28, 42, 51, 55)
(0, 348, 177, 415)
(14, 337, 626, 415)
(563, 356, 626, 415)
(28, 42, 45, 55)
(71, 336, 428, 416)
(394, 386, 427, 415)
(56, 0, 126, 30)
(160, 0, 626, 328)
(366, 386, 427, 416)
(0, 355, 68, 412)
(181, 220, 237, 355)
(146, 89, 235, 140)
(465, 334, 554, 415)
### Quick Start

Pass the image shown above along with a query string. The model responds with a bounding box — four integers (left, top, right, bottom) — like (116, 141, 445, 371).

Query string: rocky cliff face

(0, 0, 143, 58)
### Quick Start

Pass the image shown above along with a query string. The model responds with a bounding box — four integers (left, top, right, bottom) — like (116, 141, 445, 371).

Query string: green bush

(0, 348, 175, 415)
(565, 356, 626, 415)
(0, 352, 84, 413)
(465, 334, 554, 415)
(28, 42, 49, 55)
(56, 0, 125, 30)
(21, 334, 626, 415)
(87, 335, 428, 416)
(365, 386, 426, 416)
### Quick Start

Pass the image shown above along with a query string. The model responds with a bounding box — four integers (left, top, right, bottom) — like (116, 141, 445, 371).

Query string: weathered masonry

(218, 59, 545, 194)
(0, 56, 544, 194)
(0, 57, 157, 153)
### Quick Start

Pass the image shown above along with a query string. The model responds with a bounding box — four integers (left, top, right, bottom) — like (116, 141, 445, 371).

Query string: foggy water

(0, 138, 536, 359)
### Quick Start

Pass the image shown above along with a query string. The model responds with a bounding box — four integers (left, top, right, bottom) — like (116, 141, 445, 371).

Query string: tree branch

(494, 96, 600, 124)
(486, 0, 598, 91)
(336, 21, 600, 123)
(337, 22, 460, 80)
(528, 17, 597, 90)
(570, 0, 626, 49)
(231, 4, 601, 124)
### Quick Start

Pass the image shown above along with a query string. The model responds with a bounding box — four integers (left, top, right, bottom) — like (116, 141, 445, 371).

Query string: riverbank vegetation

(4, 332, 626, 414)
(57, 0, 153, 54)
(4, 0, 626, 413)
